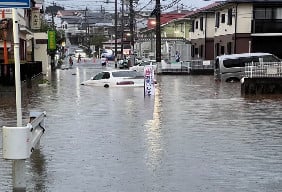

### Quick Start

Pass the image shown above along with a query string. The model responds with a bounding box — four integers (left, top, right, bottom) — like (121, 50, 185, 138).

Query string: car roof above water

(102, 70, 143, 77)
(216, 53, 272, 60)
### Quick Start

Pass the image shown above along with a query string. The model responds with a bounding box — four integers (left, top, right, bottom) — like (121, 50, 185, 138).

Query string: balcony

(252, 19, 282, 33)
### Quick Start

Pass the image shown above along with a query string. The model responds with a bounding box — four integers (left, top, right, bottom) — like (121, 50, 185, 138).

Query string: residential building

(189, 2, 222, 60)
(136, 11, 191, 61)
(190, 0, 282, 60)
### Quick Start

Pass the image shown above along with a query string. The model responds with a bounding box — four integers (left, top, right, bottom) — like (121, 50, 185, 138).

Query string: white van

(214, 53, 281, 82)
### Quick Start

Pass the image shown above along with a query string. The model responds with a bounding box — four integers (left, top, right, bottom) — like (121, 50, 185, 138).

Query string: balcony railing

(252, 19, 282, 33)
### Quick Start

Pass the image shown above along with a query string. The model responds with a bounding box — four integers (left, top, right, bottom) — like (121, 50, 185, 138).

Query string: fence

(161, 60, 190, 73)
(160, 60, 214, 74)
(244, 62, 282, 78)
(0, 61, 42, 86)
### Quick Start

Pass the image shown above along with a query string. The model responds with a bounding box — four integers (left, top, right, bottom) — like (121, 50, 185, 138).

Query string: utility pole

(121, 0, 124, 61)
(155, 0, 161, 73)
(114, 0, 118, 68)
(129, 0, 134, 67)
(50, 1, 56, 71)
(84, 7, 90, 56)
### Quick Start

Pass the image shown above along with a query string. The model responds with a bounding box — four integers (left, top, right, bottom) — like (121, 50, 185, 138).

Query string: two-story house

(190, 0, 282, 60)
(189, 2, 222, 60)
(136, 11, 191, 60)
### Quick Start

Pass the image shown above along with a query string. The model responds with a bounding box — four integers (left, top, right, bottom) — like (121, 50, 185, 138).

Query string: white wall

(33, 32, 50, 76)
(215, 3, 253, 36)
(236, 4, 253, 33)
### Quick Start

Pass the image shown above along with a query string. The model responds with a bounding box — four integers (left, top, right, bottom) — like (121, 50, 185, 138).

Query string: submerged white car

(129, 61, 157, 73)
(81, 70, 149, 88)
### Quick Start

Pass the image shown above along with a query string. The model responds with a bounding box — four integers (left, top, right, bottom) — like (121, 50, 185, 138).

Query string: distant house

(137, 11, 192, 60)
(56, 9, 114, 47)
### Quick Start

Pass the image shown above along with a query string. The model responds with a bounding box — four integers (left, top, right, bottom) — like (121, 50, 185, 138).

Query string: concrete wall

(33, 32, 50, 76)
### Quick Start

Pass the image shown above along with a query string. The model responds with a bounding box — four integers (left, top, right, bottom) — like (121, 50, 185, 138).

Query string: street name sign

(0, 0, 30, 8)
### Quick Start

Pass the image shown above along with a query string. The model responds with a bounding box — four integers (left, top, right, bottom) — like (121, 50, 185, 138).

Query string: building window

(254, 8, 272, 19)
(180, 23, 184, 32)
(221, 14, 225, 23)
(227, 42, 232, 54)
(199, 45, 203, 57)
(227, 8, 233, 25)
(200, 17, 203, 31)
(221, 45, 225, 55)
(191, 20, 195, 32)
(215, 43, 220, 56)
(195, 47, 199, 57)
(195, 20, 198, 29)
(274, 8, 282, 19)
(191, 45, 195, 57)
(215, 12, 220, 27)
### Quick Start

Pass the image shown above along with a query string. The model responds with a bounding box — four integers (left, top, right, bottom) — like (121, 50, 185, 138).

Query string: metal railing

(188, 60, 214, 70)
(244, 62, 282, 78)
(161, 60, 214, 73)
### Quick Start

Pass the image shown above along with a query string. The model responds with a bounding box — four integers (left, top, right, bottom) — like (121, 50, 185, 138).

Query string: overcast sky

(44, 0, 216, 13)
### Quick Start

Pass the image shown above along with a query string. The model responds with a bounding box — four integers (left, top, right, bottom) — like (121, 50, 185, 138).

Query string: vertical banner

(31, 8, 41, 30)
(47, 30, 56, 50)
(144, 65, 155, 96)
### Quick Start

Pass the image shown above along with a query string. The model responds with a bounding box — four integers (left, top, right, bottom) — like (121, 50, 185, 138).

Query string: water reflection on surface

(0, 66, 282, 192)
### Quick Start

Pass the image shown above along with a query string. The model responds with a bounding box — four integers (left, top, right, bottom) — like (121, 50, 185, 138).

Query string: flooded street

(1, 63, 282, 192)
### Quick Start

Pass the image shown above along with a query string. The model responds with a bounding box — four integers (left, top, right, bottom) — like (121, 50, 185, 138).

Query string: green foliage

(45, 5, 64, 14)
(90, 35, 107, 51)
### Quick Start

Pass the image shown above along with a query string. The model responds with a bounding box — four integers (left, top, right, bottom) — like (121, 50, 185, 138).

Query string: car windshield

(112, 71, 142, 78)
(141, 62, 150, 66)
(92, 72, 110, 80)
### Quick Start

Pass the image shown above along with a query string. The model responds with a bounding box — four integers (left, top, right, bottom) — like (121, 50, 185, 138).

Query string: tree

(90, 34, 107, 55)
(45, 5, 64, 15)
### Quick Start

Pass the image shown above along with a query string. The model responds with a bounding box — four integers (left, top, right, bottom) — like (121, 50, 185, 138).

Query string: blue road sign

(0, 0, 30, 8)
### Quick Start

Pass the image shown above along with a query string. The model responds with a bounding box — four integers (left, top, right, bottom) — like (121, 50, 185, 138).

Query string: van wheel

(226, 78, 240, 83)
(104, 84, 109, 88)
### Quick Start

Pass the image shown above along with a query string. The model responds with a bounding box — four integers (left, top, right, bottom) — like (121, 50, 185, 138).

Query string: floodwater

(1, 63, 282, 192)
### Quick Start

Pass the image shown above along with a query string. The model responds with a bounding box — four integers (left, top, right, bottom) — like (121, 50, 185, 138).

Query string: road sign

(0, 0, 30, 8)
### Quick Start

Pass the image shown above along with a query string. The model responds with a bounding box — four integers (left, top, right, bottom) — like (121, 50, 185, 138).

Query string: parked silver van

(214, 53, 281, 82)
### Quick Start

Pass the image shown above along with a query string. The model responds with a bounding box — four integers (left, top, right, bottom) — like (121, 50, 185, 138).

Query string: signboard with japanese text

(144, 65, 155, 96)
(0, 0, 30, 8)
(31, 9, 41, 29)
(47, 30, 56, 50)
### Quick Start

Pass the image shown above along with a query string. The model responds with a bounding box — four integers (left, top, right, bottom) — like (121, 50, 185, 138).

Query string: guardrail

(2, 111, 46, 160)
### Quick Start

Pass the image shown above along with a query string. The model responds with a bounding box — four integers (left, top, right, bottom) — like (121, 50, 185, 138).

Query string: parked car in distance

(117, 59, 129, 69)
(81, 70, 155, 88)
(129, 61, 157, 73)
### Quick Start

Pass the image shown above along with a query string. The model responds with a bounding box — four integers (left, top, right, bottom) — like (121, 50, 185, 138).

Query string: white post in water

(12, 8, 24, 190)
(3, 110, 46, 191)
